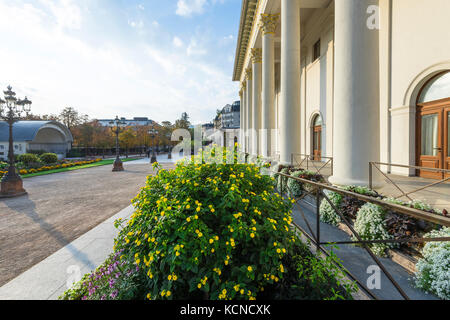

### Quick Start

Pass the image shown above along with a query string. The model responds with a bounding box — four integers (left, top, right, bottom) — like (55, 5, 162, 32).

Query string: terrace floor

(292, 159, 449, 211)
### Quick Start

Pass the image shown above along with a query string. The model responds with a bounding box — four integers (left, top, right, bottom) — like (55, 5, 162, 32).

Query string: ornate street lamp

(148, 127, 158, 163)
(109, 116, 126, 172)
(0, 86, 32, 198)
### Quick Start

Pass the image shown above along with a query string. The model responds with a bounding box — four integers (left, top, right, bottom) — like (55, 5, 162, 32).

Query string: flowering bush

(353, 203, 396, 256)
(61, 158, 355, 300)
(415, 227, 450, 300)
(60, 250, 147, 300)
(319, 191, 343, 226)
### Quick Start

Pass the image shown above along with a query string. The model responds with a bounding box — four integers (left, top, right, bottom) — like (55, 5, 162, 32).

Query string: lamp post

(109, 116, 126, 172)
(0, 86, 32, 198)
(148, 128, 158, 163)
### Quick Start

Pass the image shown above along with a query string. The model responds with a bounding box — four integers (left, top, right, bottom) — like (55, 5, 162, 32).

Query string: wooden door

(444, 106, 450, 178)
(417, 99, 450, 179)
(313, 125, 322, 161)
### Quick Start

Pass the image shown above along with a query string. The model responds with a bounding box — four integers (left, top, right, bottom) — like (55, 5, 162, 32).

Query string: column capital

(245, 67, 253, 81)
(240, 81, 247, 90)
(250, 48, 262, 64)
(259, 13, 279, 35)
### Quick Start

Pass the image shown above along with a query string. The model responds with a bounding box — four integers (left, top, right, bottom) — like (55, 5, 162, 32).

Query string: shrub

(353, 203, 395, 256)
(277, 167, 290, 194)
(287, 170, 304, 198)
(319, 190, 343, 226)
(17, 153, 40, 166)
(40, 153, 58, 164)
(415, 227, 450, 300)
(61, 160, 355, 300)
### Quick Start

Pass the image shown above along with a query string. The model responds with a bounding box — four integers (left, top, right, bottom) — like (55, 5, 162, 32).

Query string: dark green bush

(18, 153, 40, 166)
(40, 153, 58, 164)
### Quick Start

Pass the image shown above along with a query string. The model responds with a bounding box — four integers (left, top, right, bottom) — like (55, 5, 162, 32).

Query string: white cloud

(128, 19, 144, 29)
(186, 38, 207, 56)
(39, 0, 82, 30)
(138, 4, 145, 10)
(172, 36, 184, 48)
(175, 0, 208, 17)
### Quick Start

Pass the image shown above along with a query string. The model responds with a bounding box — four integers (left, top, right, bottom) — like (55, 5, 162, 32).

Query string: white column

(251, 48, 262, 156)
(329, 0, 380, 186)
(239, 87, 245, 151)
(245, 67, 253, 154)
(280, 0, 301, 165)
(260, 14, 278, 159)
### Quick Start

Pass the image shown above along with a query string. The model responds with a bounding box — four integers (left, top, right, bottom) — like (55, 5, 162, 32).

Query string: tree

(119, 128, 137, 158)
(59, 107, 87, 130)
(175, 112, 191, 130)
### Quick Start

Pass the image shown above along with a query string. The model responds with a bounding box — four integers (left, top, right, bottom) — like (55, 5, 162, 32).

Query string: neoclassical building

(234, 0, 450, 185)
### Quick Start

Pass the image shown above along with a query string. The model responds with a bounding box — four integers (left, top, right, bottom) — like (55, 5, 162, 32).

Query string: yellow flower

(209, 239, 214, 244)
(186, 204, 191, 209)
(250, 233, 255, 238)
(186, 217, 191, 222)
(247, 266, 253, 272)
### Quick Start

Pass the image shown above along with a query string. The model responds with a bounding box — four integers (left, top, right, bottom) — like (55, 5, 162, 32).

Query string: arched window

(312, 115, 322, 161)
(418, 71, 450, 104)
(416, 71, 450, 179)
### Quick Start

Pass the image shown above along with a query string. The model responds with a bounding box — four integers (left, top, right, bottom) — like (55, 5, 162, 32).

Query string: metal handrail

(291, 153, 333, 176)
(369, 162, 450, 201)
(274, 169, 450, 300)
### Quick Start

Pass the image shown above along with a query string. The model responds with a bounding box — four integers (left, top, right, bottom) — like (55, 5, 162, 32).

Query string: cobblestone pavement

(0, 160, 174, 286)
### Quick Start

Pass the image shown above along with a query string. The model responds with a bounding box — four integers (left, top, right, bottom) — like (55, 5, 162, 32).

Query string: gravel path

(0, 160, 174, 286)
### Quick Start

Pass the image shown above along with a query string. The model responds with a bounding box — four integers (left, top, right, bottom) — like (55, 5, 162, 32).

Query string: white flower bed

(353, 203, 396, 256)
(415, 227, 450, 300)
(287, 170, 304, 198)
(319, 190, 343, 226)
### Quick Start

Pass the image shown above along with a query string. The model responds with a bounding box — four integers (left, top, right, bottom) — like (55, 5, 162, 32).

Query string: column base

(328, 175, 381, 189)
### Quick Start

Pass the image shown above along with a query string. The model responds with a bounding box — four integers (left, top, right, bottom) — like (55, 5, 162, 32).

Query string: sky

(0, 0, 242, 125)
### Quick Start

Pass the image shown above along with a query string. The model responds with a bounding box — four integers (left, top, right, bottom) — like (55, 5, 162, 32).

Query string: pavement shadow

(4, 195, 97, 270)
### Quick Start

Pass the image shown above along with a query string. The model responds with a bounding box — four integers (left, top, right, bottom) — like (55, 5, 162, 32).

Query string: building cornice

(232, 0, 259, 82)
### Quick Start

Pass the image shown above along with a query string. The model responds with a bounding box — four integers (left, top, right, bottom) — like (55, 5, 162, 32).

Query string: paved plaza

(0, 156, 175, 288)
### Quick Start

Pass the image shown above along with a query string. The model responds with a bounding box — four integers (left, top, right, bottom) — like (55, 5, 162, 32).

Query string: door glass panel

(421, 114, 439, 156)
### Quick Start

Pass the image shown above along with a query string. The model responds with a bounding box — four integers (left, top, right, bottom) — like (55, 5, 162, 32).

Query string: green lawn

(20, 158, 142, 178)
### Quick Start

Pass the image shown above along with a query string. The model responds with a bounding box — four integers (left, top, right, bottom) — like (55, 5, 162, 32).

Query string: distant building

(0, 121, 73, 160)
(97, 117, 155, 127)
(221, 101, 241, 129)
(209, 101, 241, 148)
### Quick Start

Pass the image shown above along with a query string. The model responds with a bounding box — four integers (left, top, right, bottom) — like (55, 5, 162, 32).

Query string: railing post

(369, 162, 373, 189)
(316, 190, 321, 252)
